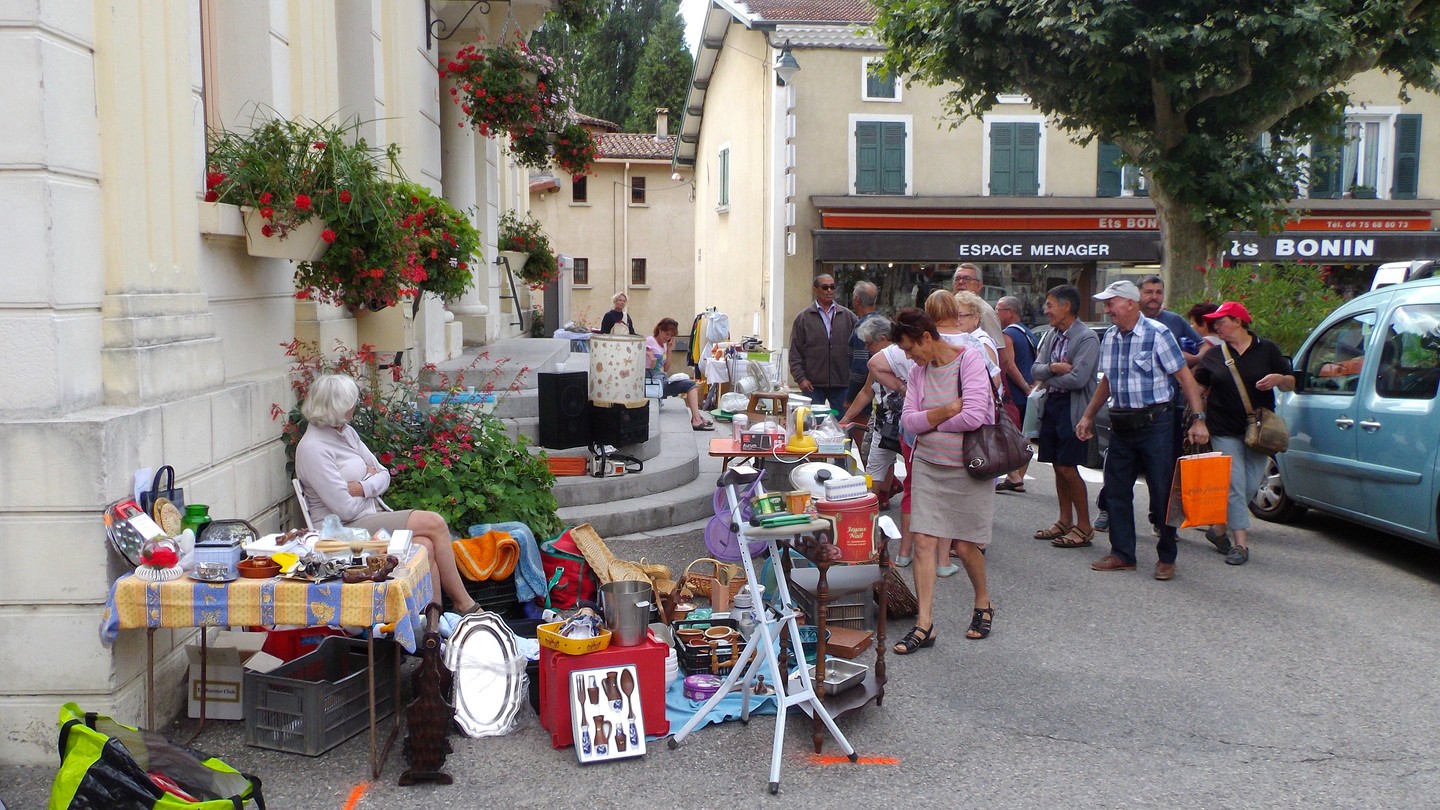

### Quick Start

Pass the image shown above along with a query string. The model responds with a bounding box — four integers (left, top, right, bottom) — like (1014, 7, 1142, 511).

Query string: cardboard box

(739, 432, 778, 452)
(186, 630, 284, 720)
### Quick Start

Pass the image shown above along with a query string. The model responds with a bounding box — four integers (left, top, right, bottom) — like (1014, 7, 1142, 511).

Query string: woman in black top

(1192, 302, 1295, 565)
(600, 292, 635, 334)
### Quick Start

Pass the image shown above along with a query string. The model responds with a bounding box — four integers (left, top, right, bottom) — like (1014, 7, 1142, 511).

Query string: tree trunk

(1150, 184, 1224, 300)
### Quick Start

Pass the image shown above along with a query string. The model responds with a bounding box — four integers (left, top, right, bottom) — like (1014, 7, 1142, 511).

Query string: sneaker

(1205, 527, 1232, 554)
(936, 564, 961, 578)
(1225, 545, 1250, 566)
(1152, 523, 1162, 538)
(895, 554, 912, 568)
(1094, 510, 1109, 532)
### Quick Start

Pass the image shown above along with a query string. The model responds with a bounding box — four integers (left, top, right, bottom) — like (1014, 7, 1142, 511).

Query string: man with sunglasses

(788, 274, 859, 413)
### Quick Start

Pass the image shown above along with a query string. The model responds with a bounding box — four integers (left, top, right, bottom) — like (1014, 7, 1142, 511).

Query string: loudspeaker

(538, 372, 591, 450)
(590, 402, 650, 447)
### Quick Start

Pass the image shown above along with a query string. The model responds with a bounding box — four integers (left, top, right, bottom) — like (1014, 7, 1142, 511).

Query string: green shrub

(1172, 262, 1344, 355)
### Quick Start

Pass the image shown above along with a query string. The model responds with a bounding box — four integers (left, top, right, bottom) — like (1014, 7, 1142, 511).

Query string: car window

(1376, 305, 1440, 400)
(1297, 312, 1375, 395)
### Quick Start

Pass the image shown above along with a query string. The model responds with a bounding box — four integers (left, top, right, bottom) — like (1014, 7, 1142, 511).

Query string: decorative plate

(153, 497, 183, 537)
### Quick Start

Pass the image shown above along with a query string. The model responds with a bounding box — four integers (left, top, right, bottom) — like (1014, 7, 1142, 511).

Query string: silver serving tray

(446, 612, 524, 737)
(808, 658, 868, 696)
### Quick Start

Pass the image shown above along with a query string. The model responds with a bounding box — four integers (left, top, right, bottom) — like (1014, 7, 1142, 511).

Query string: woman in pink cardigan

(891, 308, 996, 654)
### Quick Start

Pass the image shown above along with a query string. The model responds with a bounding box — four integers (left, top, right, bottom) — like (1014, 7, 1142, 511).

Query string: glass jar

(181, 503, 211, 537)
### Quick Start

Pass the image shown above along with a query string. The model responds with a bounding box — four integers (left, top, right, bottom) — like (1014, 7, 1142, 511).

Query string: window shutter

(990, 123, 1015, 195)
(1393, 114, 1421, 200)
(880, 122, 907, 194)
(719, 149, 730, 206)
(1014, 123, 1040, 196)
(1309, 126, 1344, 199)
(855, 122, 880, 194)
(1096, 140, 1122, 197)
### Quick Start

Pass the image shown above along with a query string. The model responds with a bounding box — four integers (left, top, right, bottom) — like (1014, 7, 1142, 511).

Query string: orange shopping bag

(1166, 452, 1231, 529)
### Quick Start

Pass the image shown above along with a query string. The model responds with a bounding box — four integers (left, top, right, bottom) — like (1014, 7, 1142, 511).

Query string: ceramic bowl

(237, 556, 281, 579)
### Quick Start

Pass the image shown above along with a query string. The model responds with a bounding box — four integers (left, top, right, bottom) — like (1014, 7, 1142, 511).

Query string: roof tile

(743, 0, 875, 23)
(598, 133, 677, 160)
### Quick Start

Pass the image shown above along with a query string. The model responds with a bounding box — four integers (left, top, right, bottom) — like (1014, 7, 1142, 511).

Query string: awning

(811, 230, 1163, 264)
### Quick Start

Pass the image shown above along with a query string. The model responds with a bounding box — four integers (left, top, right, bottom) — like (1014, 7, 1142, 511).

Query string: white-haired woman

(600, 292, 635, 335)
(295, 373, 478, 614)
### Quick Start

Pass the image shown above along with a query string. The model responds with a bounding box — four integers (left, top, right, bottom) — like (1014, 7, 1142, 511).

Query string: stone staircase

(429, 337, 719, 539)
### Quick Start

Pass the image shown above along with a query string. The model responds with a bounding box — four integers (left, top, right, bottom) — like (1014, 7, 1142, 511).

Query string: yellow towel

(452, 533, 498, 582)
(491, 533, 520, 580)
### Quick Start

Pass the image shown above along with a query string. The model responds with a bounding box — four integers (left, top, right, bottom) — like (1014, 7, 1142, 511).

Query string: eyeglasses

(816, 284, 836, 290)
(955, 276, 978, 283)
(958, 312, 979, 319)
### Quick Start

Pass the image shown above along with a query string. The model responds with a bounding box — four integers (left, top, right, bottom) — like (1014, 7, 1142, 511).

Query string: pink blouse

(901, 347, 995, 466)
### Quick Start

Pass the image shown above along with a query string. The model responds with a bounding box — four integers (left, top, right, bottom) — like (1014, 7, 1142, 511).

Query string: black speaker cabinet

(538, 371, 591, 450)
(590, 402, 650, 447)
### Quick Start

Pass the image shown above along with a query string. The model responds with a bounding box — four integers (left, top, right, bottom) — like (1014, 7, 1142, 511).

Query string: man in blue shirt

(1076, 280, 1208, 581)
(1140, 275, 1200, 361)
(996, 295, 1036, 492)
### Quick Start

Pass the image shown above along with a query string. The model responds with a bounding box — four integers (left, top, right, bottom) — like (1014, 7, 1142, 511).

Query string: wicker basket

(680, 558, 747, 612)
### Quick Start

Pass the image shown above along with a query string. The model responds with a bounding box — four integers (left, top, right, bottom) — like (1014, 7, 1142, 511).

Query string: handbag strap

(1218, 342, 1256, 417)
(150, 465, 175, 494)
(952, 347, 1003, 418)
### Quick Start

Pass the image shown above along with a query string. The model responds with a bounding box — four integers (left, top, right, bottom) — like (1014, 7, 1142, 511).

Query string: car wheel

(1249, 456, 1307, 523)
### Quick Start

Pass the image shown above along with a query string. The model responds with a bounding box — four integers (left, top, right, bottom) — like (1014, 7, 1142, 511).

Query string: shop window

(1298, 312, 1375, 394)
(572, 176, 588, 203)
(1376, 305, 1440, 400)
(573, 257, 589, 285)
(853, 119, 908, 195)
(718, 145, 730, 209)
(631, 258, 647, 286)
(1096, 142, 1146, 197)
(631, 176, 646, 204)
(862, 58, 899, 102)
(1309, 113, 1421, 200)
(988, 120, 1041, 196)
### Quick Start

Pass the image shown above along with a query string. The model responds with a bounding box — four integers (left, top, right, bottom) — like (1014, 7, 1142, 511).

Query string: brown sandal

(1051, 526, 1094, 548)
(1033, 521, 1071, 540)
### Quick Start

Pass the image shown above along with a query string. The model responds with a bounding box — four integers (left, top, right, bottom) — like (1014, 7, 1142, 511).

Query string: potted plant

(497, 210, 559, 289)
(1350, 184, 1378, 199)
(206, 117, 392, 261)
(393, 182, 481, 303)
(552, 121, 600, 180)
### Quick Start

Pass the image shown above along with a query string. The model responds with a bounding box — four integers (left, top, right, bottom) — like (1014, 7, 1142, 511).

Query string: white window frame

(981, 114, 1047, 197)
(847, 114, 914, 197)
(861, 57, 901, 103)
(996, 92, 1032, 105)
(1342, 106, 1401, 198)
(717, 141, 731, 212)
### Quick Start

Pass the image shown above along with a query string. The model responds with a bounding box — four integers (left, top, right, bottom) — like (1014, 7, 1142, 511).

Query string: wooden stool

(745, 392, 788, 423)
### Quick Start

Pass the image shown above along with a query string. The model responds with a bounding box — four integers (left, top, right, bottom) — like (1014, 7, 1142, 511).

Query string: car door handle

(1359, 419, 1382, 432)
(1334, 417, 1354, 429)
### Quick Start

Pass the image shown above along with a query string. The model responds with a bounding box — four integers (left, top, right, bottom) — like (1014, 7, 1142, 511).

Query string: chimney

(655, 108, 669, 137)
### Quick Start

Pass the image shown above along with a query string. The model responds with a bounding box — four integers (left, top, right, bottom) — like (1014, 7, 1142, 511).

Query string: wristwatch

(1190, 412, 1207, 423)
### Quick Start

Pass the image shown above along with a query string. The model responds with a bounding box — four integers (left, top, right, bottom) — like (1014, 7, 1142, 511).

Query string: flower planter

(241, 208, 331, 262)
(1350, 187, 1378, 200)
(498, 251, 531, 275)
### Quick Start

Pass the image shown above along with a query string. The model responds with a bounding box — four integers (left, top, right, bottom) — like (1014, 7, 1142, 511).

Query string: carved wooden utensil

(620, 668, 638, 744)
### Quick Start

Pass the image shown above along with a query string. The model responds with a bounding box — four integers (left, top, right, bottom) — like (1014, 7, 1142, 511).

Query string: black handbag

(956, 365, 1033, 479)
(139, 465, 185, 514)
(875, 389, 904, 452)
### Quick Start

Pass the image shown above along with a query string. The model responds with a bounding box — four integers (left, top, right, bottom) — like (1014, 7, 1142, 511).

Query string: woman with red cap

(1191, 302, 1295, 565)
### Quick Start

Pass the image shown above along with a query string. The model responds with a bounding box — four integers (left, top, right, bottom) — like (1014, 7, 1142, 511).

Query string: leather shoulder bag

(1220, 341, 1289, 455)
(955, 356, 1034, 478)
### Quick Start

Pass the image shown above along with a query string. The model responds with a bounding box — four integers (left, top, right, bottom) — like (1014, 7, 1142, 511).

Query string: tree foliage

(872, 1, 1440, 285)
(534, 0, 692, 133)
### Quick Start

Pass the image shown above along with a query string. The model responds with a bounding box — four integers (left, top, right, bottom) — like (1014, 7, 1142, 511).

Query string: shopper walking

(1076, 281, 1209, 581)
(890, 308, 996, 653)
(788, 274, 858, 413)
(1191, 302, 1295, 565)
(1030, 285, 1100, 549)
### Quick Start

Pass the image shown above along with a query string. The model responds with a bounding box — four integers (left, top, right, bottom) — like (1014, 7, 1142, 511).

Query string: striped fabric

(1097, 317, 1186, 409)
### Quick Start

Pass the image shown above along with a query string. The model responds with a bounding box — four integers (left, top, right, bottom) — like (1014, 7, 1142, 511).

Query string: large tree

(621, 0, 692, 133)
(872, 1, 1440, 289)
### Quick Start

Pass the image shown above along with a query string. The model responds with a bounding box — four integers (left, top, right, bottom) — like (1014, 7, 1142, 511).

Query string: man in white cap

(1075, 280, 1208, 581)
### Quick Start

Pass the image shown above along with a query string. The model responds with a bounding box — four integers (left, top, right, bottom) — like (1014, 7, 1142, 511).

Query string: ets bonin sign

(1226, 232, 1440, 262)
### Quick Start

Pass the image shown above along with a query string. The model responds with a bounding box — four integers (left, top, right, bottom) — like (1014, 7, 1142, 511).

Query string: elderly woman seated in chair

(647, 317, 714, 430)
(294, 373, 479, 613)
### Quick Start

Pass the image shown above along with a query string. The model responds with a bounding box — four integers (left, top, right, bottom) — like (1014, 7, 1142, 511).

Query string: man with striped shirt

(1076, 280, 1209, 581)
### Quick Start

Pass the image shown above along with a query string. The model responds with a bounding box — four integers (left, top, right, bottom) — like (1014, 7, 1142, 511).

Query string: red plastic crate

(261, 627, 347, 662)
(539, 633, 669, 748)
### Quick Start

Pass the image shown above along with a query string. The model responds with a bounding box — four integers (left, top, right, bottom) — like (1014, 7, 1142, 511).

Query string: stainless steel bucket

(600, 580, 653, 646)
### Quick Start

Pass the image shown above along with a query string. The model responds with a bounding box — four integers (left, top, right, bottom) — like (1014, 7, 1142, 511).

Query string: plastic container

(458, 575, 521, 618)
(537, 622, 612, 656)
(539, 633, 669, 748)
(196, 533, 244, 580)
(243, 636, 394, 756)
(672, 618, 741, 676)
(792, 585, 876, 632)
(260, 627, 347, 663)
(816, 493, 879, 562)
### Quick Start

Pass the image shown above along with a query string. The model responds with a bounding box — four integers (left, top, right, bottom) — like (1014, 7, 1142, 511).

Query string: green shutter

(880, 122, 906, 194)
(1014, 123, 1040, 195)
(1096, 140, 1122, 197)
(1393, 114, 1421, 200)
(855, 121, 880, 194)
(719, 149, 729, 206)
(866, 65, 893, 98)
(990, 123, 1015, 195)
(1309, 125, 1344, 199)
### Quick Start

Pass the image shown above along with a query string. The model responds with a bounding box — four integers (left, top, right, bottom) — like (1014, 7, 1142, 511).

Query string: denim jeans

(811, 386, 849, 414)
(1103, 409, 1178, 564)
(1210, 434, 1269, 531)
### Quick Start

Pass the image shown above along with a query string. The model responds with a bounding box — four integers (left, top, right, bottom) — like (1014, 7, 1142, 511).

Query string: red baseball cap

(1203, 301, 1252, 324)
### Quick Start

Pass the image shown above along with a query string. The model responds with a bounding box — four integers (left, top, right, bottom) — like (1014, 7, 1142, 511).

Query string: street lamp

(774, 40, 800, 86)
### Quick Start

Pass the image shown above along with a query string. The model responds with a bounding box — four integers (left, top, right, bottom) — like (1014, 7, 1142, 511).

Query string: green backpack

(50, 703, 265, 809)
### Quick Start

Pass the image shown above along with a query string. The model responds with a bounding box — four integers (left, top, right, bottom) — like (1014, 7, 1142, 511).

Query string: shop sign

(1225, 232, 1440, 262)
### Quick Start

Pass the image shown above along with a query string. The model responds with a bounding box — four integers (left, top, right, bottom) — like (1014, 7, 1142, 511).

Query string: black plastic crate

(672, 618, 741, 676)
(455, 575, 522, 618)
(243, 636, 394, 756)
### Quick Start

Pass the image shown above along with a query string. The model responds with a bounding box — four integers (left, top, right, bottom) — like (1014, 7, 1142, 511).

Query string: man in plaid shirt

(1076, 280, 1208, 581)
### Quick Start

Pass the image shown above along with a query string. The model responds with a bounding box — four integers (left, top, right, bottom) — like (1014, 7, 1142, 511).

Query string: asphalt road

(7, 462, 1440, 809)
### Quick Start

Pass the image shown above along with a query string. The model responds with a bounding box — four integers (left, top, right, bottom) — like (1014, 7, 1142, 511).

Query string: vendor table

(707, 438, 850, 470)
(101, 547, 434, 777)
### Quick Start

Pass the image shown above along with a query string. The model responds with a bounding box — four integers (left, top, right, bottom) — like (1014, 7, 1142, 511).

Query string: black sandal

(966, 606, 995, 640)
(893, 625, 936, 655)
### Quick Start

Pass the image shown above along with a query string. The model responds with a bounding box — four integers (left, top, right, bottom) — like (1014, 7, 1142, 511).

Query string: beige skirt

(347, 509, 414, 534)
(908, 457, 994, 544)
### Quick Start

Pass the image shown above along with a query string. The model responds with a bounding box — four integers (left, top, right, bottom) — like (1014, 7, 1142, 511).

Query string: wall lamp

(774, 40, 800, 86)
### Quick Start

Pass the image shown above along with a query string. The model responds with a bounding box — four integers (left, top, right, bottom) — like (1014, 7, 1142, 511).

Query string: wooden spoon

(620, 668, 636, 716)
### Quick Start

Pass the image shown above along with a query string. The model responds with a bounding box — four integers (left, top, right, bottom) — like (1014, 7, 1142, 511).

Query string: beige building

(531, 111, 697, 339)
(0, 0, 557, 764)
(678, 0, 1440, 337)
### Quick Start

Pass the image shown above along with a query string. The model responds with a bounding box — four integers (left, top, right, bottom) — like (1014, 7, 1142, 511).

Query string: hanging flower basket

(498, 250, 530, 275)
(498, 210, 559, 289)
(240, 207, 332, 261)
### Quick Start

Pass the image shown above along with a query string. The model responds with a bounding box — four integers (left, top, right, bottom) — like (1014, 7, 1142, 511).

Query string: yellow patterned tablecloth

(100, 548, 433, 652)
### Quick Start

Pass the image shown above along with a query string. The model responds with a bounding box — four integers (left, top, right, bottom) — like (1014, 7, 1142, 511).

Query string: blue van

(1251, 277, 1440, 547)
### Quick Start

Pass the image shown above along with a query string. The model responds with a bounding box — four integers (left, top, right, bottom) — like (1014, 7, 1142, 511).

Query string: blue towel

(467, 521, 548, 603)
(664, 671, 778, 733)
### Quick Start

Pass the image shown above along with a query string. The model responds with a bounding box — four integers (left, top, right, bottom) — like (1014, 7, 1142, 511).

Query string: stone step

(423, 336, 571, 398)
(556, 472, 716, 539)
(551, 424, 699, 508)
